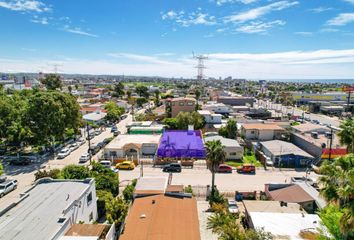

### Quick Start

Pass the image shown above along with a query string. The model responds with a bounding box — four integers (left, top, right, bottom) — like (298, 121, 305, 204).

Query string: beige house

(170, 97, 197, 117)
(204, 135, 243, 160)
(241, 123, 286, 141)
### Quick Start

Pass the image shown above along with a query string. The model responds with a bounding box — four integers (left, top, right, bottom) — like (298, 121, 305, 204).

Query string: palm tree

(319, 154, 354, 239)
(338, 118, 354, 153)
(205, 140, 226, 198)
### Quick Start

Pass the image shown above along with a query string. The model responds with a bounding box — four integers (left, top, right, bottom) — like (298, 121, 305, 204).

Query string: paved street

(0, 115, 133, 210)
(256, 99, 341, 127)
(118, 165, 318, 192)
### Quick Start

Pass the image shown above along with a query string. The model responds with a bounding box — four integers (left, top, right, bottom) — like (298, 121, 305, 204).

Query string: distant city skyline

(1, 0, 354, 79)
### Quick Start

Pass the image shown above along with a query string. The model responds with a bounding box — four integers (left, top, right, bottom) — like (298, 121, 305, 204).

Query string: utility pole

(86, 122, 92, 165)
(328, 126, 333, 161)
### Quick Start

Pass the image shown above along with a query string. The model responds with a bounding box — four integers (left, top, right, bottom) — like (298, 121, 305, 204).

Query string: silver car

(0, 180, 18, 198)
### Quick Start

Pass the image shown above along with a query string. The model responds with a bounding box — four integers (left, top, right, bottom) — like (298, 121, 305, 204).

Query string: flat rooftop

(120, 195, 200, 240)
(0, 179, 93, 240)
(134, 177, 168, 196)
(243, 200, 305, 214)
(261, 140, 314, 159)
(105, 134, 161, 149)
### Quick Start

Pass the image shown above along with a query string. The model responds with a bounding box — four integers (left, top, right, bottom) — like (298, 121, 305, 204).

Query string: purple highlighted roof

(157, 130, 206, 158)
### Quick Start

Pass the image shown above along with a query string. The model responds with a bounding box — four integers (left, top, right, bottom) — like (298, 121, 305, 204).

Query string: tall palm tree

(205, 140, 226, 197)
(319, 154, 354, 239)
(338, 118, 354, 153)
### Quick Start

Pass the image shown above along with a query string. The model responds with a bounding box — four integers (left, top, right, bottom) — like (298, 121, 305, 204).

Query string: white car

(57, 148, 71, 159)
(69, 143, 79, 151)
(79, 153, 91, 163)
(228, 200, 239, 214)
(266, 159, 274, 167)
(0, 180, 17, 198)
(99, 160, 111, 168)
(77, 138, 86, 145)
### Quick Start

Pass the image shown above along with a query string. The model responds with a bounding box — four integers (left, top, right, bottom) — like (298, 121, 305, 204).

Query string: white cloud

(214, 0, 258, 6)
(343, 0, 354, 4)
(327, 13, 354, 26)
(161, 10, 216, 27)
(236, 20, 285, 33)
(309, 7, 333, 13)
(31, 16, 48, 25)
(0, 0, 50, 12)
(62, 26, 98, 38)
(224, 1, 299, 23)
(294, 31, 313, 36)
(2, 49, 354, 79)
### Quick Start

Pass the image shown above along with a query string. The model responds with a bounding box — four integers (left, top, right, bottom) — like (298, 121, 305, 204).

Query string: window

(187, 102, 193, 106)
(250, 131, 255, 134)
(230, 152, 237, 156)
(179, 102, 184, 106)
(87, 192, 93, 205)
(89, 212, 93, 221)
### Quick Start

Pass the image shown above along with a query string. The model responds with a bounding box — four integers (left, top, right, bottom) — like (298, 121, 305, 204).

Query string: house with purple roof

(157, 130, 206, 159)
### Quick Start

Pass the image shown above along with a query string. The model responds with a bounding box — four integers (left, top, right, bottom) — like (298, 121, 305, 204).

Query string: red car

(217, 164, 233, 173)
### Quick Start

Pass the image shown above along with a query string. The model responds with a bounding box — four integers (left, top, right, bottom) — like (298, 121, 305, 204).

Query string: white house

(204, 135, 244, 160)
(203, 102, 233, 114)
(0, 178, 98, 240)
(198, 110, 222, 124)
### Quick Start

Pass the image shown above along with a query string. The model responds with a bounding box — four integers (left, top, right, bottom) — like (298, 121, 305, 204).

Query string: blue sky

(1, 0, 354, 79)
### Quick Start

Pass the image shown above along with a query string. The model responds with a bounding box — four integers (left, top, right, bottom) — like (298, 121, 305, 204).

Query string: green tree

(75, 84, 79, 90)
(338, 118, 354, 153)
(34, 169, 61, 180)
(112, 82, 125, 98)
(154, 89, 160, 106)
(175, 112, 204, 130)
(135, 85, 149, 98)
(163, 118, 178, 129)
(136, 97, 147, 107)
(96, 190, 128, 226)
(126, 90, 132, 99)
(205, 140, 226, 199)
(319, 154, 354, 239)
(61, 165, 90, 179)
(104, 101, 124, 123)
(0, 163, 3, 176)
(26, 91, 81, 145)
(219, 119, 237, 139)
(91, 162, 119, 195)
(318, 204, 345, 240)
(68, 85, 72, 94)
(41, 74, 62, 90)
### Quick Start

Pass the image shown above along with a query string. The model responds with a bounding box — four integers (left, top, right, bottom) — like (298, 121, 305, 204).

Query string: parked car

(10, 157, 32, 165)
(0, 179, 18, 198)
(162, 163, 182, 173)
(116, 161, 135, 170)
(111, 126, 118, 133)
(99, 160, 111, 168)
(57, 148, 71, 159)
(86, 134, 94, 140)
(217, 164, 233, 173)
(95, 129, 102, 136)
(89, 144, 100, 155)
(265, 159, 274, 167)
(103, 138, 112, 145)
(113, 130, 120, 136)
(77, 138, 86, 145)
(236, 164, 256, 174)
(228, 200, 239, 214)
(97, 142, 105, 149)
(79, 153, 91, 163)
(69, 143, 80, 151)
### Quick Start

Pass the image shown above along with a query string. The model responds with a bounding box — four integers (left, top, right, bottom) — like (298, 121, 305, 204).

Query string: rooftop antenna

(193, 52, 208, 82)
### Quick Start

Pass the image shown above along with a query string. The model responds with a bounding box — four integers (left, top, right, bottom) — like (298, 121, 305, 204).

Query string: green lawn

(225, 151, 262, 167)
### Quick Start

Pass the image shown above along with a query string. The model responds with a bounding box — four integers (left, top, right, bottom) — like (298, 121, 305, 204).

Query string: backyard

(225, 149, 262, 167)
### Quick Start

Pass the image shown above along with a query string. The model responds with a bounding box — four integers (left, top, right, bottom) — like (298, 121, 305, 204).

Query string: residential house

(0, 178, 97, 240)
(169, 97, 197, 117)
(204, 135, 243, 160)
(259, 140, 314, 168)
(104, 134, 161, 159)
(241, 123, 286, 141)
(83, 110, 107, 125)
(202, 102, 233, 115)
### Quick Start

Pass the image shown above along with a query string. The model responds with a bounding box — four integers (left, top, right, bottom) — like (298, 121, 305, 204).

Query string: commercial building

(292, 92, 354, 104)
(202, 102, 233, 115)
(0, 178, 97, 240)
(104, 134, 161, 159)
(169, 97, 197, 117)
(241, 123, 286, 141)
(259, 140, 314, 168)
(204, 135, 243, 160)
(216, 96, 255, 107)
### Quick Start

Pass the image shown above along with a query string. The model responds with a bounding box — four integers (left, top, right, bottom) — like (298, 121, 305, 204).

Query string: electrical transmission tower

(193, 52, 208, 81)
